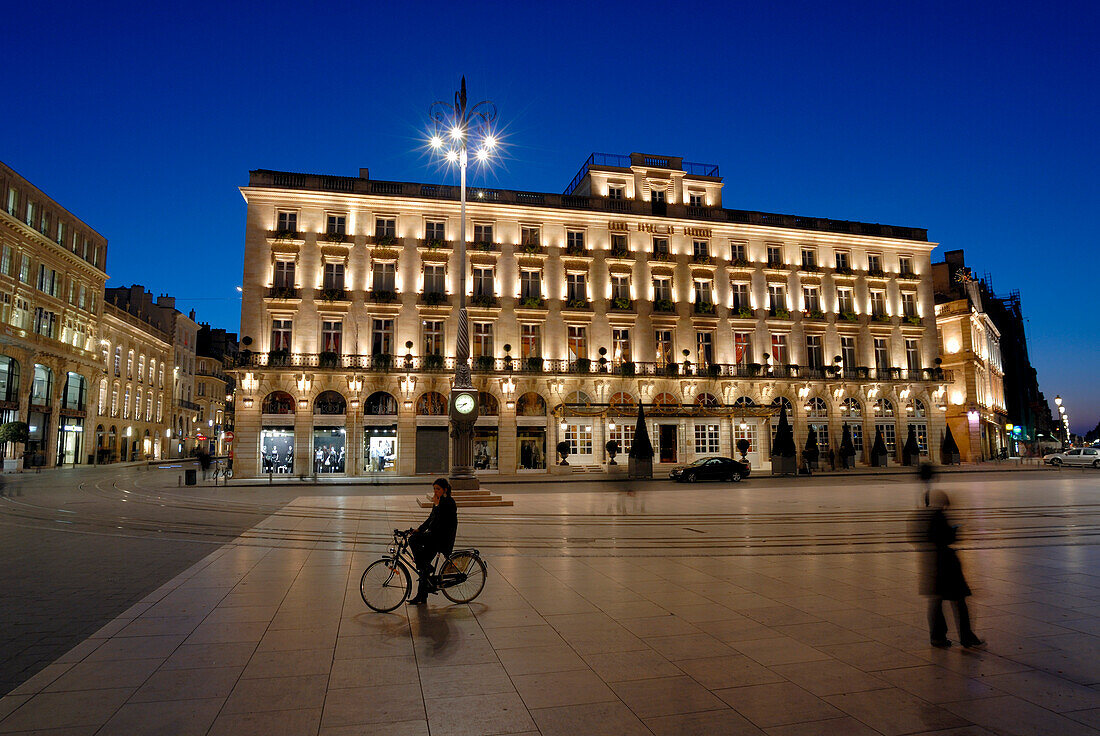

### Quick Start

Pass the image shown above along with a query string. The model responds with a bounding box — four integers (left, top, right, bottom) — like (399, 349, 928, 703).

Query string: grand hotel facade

(234, 152, 949, 478)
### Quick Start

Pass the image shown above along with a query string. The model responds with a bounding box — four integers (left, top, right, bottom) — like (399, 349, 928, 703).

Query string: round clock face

(454, 393, 476, 414)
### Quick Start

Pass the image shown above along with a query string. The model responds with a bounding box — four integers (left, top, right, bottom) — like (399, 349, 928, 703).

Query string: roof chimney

(359, 168, 370, 179)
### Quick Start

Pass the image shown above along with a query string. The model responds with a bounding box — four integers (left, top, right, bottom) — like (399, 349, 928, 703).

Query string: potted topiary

(0, 421, 29, 473)
(319, 351, 339, 369)
(525, 356, 544, 372)
(803, 426, 820, 472)
(474, 355, 495, 371)
(611, 296, 632, 311)
(574, 357, 591, 373)
(371, 353, 393, 371)
(736, 438, 751, 465)
(424, 354, 445, 370)
(839, 423, 856, 469)
(619, 361, 636, 376)
(556, 440, 571, 466)
(902, 424, 921, 466)
(770, 405, 798, 475)
(870, 427, 889, 467)
(628, 404, 654, 479)
(605, 439, 620, 465)
(268, 348, 290, 367)
(941, 426, 961, 464)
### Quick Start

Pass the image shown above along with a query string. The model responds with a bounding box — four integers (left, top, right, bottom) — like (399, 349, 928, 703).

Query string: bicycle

(360, 529, 487, 612)
(211, 461, 233, 482)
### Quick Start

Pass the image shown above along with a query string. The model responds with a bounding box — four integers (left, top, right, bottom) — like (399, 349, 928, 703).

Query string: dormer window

(607, 184, 624, 200)
(688, 192, 704, 207)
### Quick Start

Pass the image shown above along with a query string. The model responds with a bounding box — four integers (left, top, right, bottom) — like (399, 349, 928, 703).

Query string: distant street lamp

(427, 78, 499, 488)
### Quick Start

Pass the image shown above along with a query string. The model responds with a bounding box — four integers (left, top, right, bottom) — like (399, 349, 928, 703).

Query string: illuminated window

(324, 262, 346, 291)
(374, 217, 396, 237)
(473, 223, 493, 243)
(566, 230, 585, 251)
(905, 339, 920, 371)
(607, 184, 624, 200)
(834, 251, 850, 270)
(473, 266, 494, 297)
(841, 336, 856, 368)
(770, 333, 788, 364)
(899, 256, 914, 277)
(371, 262, 395, 292)
(655, 330, 674, 364)
(271, 320, 292, 351)
(472, 322, 493, 358)
(520, 269, 541, 300)
(802, 286, 820, 312)
(730, 282, 750, 310)
(276, 211, 297, 232)
(874, 338, 889, 371)
(423, 264, 445, 295)
(867, 253, 882, 273)
(694, 424, 719, 454)
(567, 325, 587, 361)
(565, 423, 593, 455)
(326, 214, 346, 235)
(612, 328, 631, 362)
(520, 226, 539, 246)
(520, 324, 541, 358)
(693, 239, 709, 258)
(696, 331, 714, 366)
(901, 292, 916, 317)
(422, 320, 443, 356)
(425, 220, 445, 240)
(274, 260, 295, 289)
(730, 241, 746, 262)
(734, 332, 752, 365)
(653, 237, 669, 256)
(801, 248, 817, 268)
(870, 290, 886, 318)
(323, 321, 344, 354)
(837, 287, 854, 313)
(767, 245, 783, 268)
(805, 335, 823, 368)
(652, 277, 671, 302)
(566, 273, 587, 303)
(369, 319, 391, 356)
(611, 274, 630, 301)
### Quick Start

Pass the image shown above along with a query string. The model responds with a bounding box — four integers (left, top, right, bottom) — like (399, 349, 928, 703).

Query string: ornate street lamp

(427, 78, 499, 489)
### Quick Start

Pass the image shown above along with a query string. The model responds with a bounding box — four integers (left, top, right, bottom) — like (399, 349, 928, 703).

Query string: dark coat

(918, 508, 972, 600)
(417, 494, 458, 556)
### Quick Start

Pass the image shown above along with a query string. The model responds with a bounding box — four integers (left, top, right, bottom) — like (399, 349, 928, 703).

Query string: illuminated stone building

(93, 302, 172, 462)
(0, 161, 106, 469)
(933, 251, 1008, 460)
(233, 153, 950, 478)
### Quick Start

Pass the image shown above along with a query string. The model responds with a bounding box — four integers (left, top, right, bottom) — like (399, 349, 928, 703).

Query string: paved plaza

(1, 465, 1100, 735)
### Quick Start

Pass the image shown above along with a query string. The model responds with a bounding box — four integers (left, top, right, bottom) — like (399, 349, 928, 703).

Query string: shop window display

(260, 427, 294, 474)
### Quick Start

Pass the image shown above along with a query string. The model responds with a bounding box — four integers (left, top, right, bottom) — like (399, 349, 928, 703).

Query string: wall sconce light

(348, 376, 363, 393)
(559, 420, 568, 432)
(298, 399, 308, 409)
(399, 375, 416, 396)
(797, 386, 810, 399)
(608, 420, 616, 431)
(296, 375, 311, 393)
(242, 397, 254, 408)
(899, 388, 911, 400)
(349, 399, 360, 409)
(404, 400, 414, 410)
(242, 372, 258, 391)
(739, 421, 749, 430)
(967, 409, 980, 422)
(505, 400, 515, 410)
(501, 376, 516, 395)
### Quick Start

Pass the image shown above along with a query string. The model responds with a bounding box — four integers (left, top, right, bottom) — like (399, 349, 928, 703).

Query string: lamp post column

(451, 146, 477, 485)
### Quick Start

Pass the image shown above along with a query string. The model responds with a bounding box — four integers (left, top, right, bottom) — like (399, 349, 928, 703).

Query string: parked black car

(670, 457, 751, 482)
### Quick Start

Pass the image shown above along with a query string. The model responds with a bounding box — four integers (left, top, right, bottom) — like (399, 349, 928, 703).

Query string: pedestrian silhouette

(916, 470, 984, 649)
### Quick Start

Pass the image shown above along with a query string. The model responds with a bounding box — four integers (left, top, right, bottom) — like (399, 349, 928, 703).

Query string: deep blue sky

(3, 1, 1097, 433)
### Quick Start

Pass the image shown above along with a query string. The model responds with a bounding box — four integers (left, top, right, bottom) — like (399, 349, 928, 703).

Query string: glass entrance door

(659, 424, 677, 463)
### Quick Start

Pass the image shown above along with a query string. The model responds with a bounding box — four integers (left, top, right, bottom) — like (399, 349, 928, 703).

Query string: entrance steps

(417, 488, 513, 508)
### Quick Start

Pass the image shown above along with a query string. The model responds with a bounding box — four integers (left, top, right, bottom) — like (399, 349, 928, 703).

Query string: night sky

(3, 1, 1096, 433)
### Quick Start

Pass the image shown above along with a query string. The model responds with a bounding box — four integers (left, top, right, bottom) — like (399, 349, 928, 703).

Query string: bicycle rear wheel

(439, 552, 487, 603)
(360, 559, 411, 612)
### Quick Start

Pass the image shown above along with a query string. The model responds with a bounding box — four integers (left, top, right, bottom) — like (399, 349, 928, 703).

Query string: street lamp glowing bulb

(483, 135, 496, 149)
(476, 148, 488, 162)
(429, 135, 443, 149)
(449, 126, 462, 140)
(445, 150, 458, 163)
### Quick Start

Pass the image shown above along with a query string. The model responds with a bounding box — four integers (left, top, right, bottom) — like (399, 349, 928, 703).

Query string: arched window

(148, 358, 156, 385)
(841, 397, 862, 417)
(62, 372, 87, 412)
(416, 391, 447, 416)
(313, 390, 346, 415)
(135, 387, 143, 419)
(365, 391, 397, 415)
(770, 396, 793, 414)
(126, 350, 134, 379)
(31, 364, 52, 405)
(123, 386, 131, 418)
(113, 346, 121, 376)
(806, 397, 828, 418)
(261, 391, 296, 414)
(101, 343, 110, 369)
(110, 383, 119, 417)
(733, 396, 756, 408)
(516, 392, 546, 416)
(137, 355, 145, 383)
(609, 392, 636, 409)
(651, 392, 678, 412)
(874, 398, 894, 417)
(0, 356, 19, 403)
(564, 390, 592, 406)
(478, 392, 499, 416)
(97, 377, 107, 414)
(695, 392, 720, 407)
(909, 399, 926, 417)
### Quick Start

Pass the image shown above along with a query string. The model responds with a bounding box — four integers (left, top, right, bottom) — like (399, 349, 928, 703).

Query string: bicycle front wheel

(360, 559, 411, 612)
(439, 552, 487, 604)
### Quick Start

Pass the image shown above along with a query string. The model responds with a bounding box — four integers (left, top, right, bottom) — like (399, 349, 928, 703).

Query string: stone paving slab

(2, 488, 1099, 735)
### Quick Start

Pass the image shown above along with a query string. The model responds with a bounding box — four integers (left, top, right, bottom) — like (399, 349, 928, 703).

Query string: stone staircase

(417, 489, 513, 508)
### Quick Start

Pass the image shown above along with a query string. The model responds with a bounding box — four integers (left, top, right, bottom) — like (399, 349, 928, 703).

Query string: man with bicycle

(408, 477, 458, 604)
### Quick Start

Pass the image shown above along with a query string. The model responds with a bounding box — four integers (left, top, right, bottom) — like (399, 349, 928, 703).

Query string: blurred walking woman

(920, 490, 983, 648)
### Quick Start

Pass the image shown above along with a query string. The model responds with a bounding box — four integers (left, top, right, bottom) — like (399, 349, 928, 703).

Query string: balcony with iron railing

(231, 352, 949, 383)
